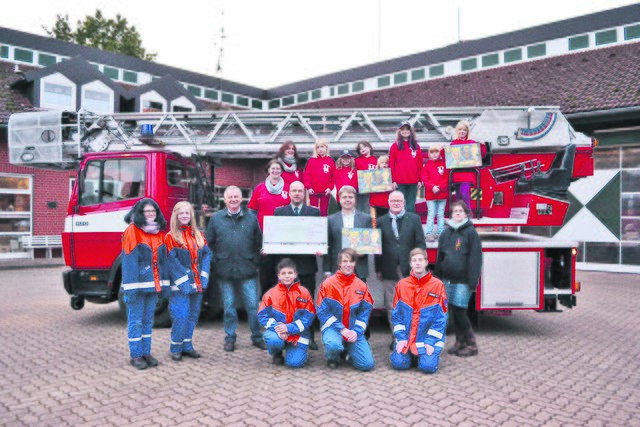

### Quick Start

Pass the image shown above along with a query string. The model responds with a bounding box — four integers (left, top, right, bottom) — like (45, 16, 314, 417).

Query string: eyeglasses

(143, 209, 156, 213)
(389, 199, 404, 203)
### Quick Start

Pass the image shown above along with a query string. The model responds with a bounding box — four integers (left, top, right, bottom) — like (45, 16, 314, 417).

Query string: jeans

(397, 184, 418, 213)
(426, 199, 446, 235)
(322, 328, 375, 371)
(263, 330, 308, 368)
(219, 277, 262, 344)
(390, 351, 440, 373)
(169, 292, 203, 353)
(125, 292, 158, 358)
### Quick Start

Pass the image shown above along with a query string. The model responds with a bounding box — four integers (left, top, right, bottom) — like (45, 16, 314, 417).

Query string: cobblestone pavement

(0, 268, 639, 427)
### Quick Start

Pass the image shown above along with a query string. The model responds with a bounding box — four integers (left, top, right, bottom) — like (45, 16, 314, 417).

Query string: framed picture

(341, 228, 382, 255)
(444, 143, 482, 169)
(263, 216, 328, 254)
(357, 168, 393, 194)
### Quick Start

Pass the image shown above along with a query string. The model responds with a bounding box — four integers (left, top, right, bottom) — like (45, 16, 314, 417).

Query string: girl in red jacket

(304, 138, 335, 216)
(450, 120, 486, 215)
(422, 144, 449, 241)
(389, 121, 423, 213)
(355, 141, 377, 212)
(275, 141, 304, 189)
(335, 149, 359, 196)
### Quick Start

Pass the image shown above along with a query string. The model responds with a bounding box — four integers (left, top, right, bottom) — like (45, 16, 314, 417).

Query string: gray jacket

(205, 208, 262, 280)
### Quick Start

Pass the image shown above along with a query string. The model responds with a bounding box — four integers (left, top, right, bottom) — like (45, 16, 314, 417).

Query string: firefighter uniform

(316, 271, 375, 371)
(121, 224, 168, 360)
(390, 271, 448, 373)
(165, 226, 212, 356)
(257, 281, 316, 368)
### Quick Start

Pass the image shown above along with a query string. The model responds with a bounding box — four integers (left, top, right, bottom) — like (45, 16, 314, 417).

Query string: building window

(337, 84, 349, 95)
(42, 82, 74, 110)
(297, 92, 309, 103)
(527, 43, 546, 58)
(411, 69, 425, 81)
(80, 158, 146, 206)
(82, 89, 112, 114)
(351, 81, 364, 92)
(187, 85, 202, 97)
(222, 92, 234, 104)
(393, 72, 408, 85)
(122, 71, 138, 84)
(204, 89, 219, 101)
(0, 174, 32, 258)
(237, 96, 249, 107)
(504, 48, 522, 63)
(625, 24, 640, 40)
(251, 99, 263, 109)
(38, 53, 57, 66)
(481, 53, 499, 67)
(378, 76, 391, 88)
(143, 100, 164, 112)
(461, 58, 477, 71)
(282, 96, 295, 106)
(0, 45, 8, 59)
(268, 99, 281, 109)
(103, 66, 119, 80)
(568, 35, 589, 51)
(173, 105, 192, 112)
(311, 89, 321, 100)
(595, 29, 617, 46)
(429, 64, 444, 77)
(14, 48, 33, 63)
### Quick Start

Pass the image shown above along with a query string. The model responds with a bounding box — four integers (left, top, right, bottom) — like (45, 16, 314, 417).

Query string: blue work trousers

(322, 328, 374, 371)
(169, 292, 202, 354)
(263, 330, 308, 368)
(125, 292, 158, 359)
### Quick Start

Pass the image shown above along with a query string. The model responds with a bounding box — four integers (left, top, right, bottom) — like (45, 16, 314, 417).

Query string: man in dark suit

(273, 180, 321, 350)
(323, 185, 372, 281)
(375, 191, 426, 346)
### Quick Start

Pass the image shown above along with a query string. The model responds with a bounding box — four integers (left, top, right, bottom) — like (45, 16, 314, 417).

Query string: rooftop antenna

(457, 7, 461, 43)
(377, 0, 382, 59)
(214, 9, 226, 92)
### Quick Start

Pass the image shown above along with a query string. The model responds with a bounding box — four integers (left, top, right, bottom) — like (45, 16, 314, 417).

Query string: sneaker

(143, 354, 159, 367)
(224, 342, 235, 352)
(272, 352, 285, 366)
(130, 357, 148, 370)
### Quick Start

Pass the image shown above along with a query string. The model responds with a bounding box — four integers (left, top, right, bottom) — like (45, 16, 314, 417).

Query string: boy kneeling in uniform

(391, 248, 448, 373)
(257, 258, 316, 367)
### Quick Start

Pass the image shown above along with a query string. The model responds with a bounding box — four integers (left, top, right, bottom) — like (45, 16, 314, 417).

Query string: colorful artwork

(341, 228, 382, 255)
(357, 168, 393, 194)
(444, 143, 482, 169)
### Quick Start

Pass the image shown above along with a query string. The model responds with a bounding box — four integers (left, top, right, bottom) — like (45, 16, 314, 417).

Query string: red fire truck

(8, 107, 594, 324)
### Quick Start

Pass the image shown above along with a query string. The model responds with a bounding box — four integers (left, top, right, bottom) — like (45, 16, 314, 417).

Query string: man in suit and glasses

(273, 180, 321, 349)
(375, 191, 426, 348)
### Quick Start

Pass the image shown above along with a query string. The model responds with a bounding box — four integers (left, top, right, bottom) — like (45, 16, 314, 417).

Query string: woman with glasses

(121, 198, 168, 370)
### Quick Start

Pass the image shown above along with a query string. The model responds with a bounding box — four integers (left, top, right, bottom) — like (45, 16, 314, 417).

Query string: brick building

(1, 4, 639, 270)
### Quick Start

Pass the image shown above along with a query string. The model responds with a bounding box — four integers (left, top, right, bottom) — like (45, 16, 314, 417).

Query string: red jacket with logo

(335, 166, 359, 194)
(422, 156, 450, 201)
(389, 141, 423, 185)
(304, 156, 335, 194)
(248, 182, 290, 230)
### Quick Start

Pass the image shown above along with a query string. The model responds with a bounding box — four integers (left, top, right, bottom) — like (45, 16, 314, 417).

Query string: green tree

(44, 10, 157, 61)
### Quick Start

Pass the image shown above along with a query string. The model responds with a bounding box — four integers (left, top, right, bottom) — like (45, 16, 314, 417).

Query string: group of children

(284, 119, 483, 242)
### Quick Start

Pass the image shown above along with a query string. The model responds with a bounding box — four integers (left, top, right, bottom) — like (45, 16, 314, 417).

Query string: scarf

(389, 209, 406, 239)
(265, 176, 285, 195)
(142, 219, 160, 234)
(281, 157, 297, 173)
(447, 217, 469, 229)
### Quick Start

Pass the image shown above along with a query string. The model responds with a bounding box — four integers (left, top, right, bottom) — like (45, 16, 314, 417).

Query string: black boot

(447, 332, 467, 355)
(308, 329, 319, 351)
(457, 329, 478, 357)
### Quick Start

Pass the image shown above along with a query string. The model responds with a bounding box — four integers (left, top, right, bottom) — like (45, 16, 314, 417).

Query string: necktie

(392, 217, 399, 239)
(294, 207, 300, 215)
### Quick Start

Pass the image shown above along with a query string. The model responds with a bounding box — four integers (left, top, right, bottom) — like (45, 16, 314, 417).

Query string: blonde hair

(455, 120, 471, 140)
(428, 144, 442, 153)
(170, 201, 205, 247)
(335, 155, 355, 170)
(312, 138, 330, 157)
(376, 154, 389, 168)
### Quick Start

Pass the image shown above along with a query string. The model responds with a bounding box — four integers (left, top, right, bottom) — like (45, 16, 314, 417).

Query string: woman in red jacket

(389, 121, 423, 213)
(275, 141, 304, 189)
(304, 138, 335, 216)
(248, 159, 291, 230)
(422, 144, 449, 241)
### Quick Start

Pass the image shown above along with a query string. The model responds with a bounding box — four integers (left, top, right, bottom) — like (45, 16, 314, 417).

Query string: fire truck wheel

(153, 297, 172, 328)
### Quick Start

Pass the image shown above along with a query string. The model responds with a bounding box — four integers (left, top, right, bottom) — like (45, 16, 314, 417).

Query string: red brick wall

(0, 132, 76, 235)
(216, 158, 271, 188)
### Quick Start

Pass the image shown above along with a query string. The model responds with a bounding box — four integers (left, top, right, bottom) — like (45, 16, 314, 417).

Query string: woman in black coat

(433, 201, 482, 357)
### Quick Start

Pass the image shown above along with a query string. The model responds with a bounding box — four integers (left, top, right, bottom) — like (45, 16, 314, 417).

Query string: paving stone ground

(0, 268, 639, 426)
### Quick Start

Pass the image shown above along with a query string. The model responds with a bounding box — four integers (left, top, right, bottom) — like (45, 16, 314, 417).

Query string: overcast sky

(0, 0, 637, 88)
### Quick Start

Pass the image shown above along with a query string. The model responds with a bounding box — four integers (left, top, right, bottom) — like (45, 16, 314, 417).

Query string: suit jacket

(323, 210, 372, 279)
(375, 212, 426, 280)
(273, 204, 320, 276)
